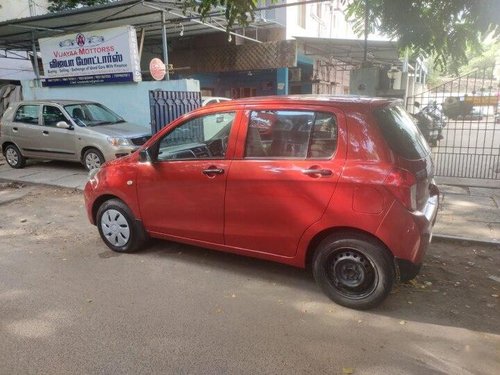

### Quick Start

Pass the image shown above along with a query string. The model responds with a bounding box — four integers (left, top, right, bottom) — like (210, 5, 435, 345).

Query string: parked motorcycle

(413, 101, 445, 147)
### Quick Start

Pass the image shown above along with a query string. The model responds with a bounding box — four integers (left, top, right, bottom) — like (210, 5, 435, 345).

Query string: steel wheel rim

(325, 248, 378, 300)
(6, 148, 19, 166)
(85, 152, 101, 170)
(100, 209, 130, 247)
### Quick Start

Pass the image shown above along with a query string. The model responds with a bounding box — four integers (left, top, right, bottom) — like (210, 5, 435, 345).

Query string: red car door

(136, 110, 240, 244)
(224, 106, 346, 257)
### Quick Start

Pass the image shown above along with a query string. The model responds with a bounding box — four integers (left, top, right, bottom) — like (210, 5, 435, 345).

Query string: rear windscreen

(374, 105, 430, 160)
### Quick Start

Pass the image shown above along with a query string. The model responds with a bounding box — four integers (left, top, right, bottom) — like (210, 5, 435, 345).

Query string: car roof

(202, 96, 230, 100)
(11, 99, 96, 106)
(211, 95, 398, 109)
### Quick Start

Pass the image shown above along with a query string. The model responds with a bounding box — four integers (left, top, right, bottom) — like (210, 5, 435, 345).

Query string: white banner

(39, 26, 142, 86)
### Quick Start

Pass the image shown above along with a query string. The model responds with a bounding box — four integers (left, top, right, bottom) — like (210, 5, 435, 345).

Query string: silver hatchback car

(0, 100, 151, 170)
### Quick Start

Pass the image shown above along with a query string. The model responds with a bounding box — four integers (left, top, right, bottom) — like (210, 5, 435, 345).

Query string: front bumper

(101, 145, 139, 162)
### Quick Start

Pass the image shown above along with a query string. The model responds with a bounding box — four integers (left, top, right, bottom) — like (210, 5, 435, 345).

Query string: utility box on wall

(349, 67, 380, 96)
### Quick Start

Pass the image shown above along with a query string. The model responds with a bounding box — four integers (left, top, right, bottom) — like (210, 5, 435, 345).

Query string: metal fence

(149, 90, 201, 134)
(407, 67, 499, 181)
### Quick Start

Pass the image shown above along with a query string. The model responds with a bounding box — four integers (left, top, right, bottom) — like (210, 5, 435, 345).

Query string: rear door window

(14, 105, 40, 125)
(374, 105, 429, 160)
(244, 110, 337, 159)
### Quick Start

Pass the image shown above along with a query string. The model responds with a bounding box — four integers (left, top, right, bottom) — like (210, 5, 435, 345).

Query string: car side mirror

(56, 121, 72, 130)
(139, 148, 152, 163)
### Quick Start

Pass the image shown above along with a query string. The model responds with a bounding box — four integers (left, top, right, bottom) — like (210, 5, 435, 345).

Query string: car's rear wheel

(312, 233, 395, 310)
(96, 199, 148, 253)
(4, 144, 26, 169)
(83, 148, 104, 171)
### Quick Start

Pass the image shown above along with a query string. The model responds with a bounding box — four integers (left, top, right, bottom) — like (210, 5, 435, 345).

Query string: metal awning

(295, 36, 401, 67)
(0, 0, 276, 51)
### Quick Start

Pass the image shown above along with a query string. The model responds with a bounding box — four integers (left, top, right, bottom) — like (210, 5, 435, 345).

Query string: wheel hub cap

(101, 209, 130, 247)
(86, 153, 101, 170)
(6, 148, 19, 165)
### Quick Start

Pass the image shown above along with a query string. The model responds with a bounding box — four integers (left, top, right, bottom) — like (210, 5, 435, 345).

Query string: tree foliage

(48, 0, 499, 69)
(181, 1, 259, 30)
(345, 0, 500, 70)
(48, 0, 109, 12)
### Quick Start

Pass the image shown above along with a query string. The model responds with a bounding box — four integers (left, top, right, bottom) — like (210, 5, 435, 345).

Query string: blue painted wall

(21, 79, 200, 128)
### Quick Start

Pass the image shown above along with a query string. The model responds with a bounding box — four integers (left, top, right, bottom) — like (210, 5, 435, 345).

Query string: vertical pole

(276, 68, 289, 95)
(161, 11, 170, 80)
(138, 28, 145, 61)
(31, 31, 41, 87)
(363, 0, 368, 63)
(28, 0, 36, 16)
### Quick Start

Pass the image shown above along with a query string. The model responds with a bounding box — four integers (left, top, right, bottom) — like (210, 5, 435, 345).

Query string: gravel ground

(0, 183, 499, 375)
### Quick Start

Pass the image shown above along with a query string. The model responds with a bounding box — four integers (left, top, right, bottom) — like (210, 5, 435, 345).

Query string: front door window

(42, 106, 68, 127)
(156, 112, 236, 161)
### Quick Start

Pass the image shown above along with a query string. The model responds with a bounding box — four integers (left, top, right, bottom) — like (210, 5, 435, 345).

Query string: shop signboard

(39, 26, 142, 86)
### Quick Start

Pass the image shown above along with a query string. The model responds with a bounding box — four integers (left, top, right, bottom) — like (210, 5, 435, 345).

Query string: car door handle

(202, 168, 224, 175)
(12, 127, 18, 132)
(42, 130, 49, 135)
(302, 168, 333, 177)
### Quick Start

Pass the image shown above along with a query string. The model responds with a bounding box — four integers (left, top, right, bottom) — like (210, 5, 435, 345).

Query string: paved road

(1, 185, 499, 374)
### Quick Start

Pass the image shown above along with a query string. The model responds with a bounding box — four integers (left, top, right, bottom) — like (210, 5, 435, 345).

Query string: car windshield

(64, 103, 125, 127)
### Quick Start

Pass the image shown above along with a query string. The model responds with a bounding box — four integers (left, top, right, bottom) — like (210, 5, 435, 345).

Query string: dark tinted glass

(43, 106, 67, 127)
(374, 105, 429, 160)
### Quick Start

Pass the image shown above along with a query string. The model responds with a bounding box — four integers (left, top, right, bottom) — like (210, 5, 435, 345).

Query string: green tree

(48, 0, 109, 12)
(345, 0, 499, 69)
(48, 0, 499, 68)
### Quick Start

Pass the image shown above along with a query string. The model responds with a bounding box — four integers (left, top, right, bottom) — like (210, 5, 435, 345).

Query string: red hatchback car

(84, 96, 439, 309)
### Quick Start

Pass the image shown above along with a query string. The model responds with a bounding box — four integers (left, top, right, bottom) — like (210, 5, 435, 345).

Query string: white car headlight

(107, 137, 131, 146)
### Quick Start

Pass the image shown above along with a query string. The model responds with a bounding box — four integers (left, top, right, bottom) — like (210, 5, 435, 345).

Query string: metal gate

(149, 90, 201, 134)
(407, 67, 499, 182)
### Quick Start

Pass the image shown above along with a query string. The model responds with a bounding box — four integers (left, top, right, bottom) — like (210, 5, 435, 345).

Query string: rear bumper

(376, 191, 439, 275)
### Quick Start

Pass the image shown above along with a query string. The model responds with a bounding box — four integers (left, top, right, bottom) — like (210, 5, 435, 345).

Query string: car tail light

(384, 168, 417, 211)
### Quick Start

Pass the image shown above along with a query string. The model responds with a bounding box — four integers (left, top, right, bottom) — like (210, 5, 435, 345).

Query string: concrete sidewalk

(0, 158, 87, 190)
(433, 182, 500, 244)
(0, 156, 499, 244)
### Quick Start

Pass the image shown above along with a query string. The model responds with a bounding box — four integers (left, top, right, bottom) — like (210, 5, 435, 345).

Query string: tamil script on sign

(39, 26, 142, 86)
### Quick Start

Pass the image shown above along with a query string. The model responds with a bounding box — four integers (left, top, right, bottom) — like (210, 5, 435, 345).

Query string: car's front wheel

(83, 148, 105, 171)
(4, 144, 26, 169)
(96, 199, 148, 253)
(312, 233, 395, 310)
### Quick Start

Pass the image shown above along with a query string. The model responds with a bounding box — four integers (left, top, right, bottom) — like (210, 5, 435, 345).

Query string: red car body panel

(84, 96, 438, 273)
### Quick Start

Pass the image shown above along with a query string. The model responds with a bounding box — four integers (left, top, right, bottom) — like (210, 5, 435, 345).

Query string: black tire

(96, 199, 148, 253)
(83, 148, 105, 171)
(312, 233, 395, 310)
(4, 144, 26, 169)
